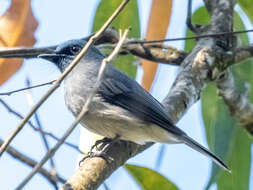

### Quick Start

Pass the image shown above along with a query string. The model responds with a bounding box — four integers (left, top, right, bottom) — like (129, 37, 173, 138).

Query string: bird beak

(38, 53, 62, 63)
(0, 46, 57, 59)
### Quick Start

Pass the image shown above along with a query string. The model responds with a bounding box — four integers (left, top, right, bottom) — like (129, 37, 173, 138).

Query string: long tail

(180, 134, 231, 172)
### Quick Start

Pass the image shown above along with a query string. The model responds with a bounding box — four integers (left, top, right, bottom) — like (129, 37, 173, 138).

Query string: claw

(79, 135, 120, 166)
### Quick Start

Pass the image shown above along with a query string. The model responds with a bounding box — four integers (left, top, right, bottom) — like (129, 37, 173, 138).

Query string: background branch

(25, 78, 57, 176)
(234, 45, 253, 63)
(16, 27, 130, 190)
(216, 70, 253, 135)
(0, 80, 55, 96)
(0, 98, 81, 152)
(0, 28, 253, 70)
(0, 138, 66, 185)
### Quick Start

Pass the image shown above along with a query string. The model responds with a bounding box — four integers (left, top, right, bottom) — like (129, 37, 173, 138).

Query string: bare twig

(25, 78, 57, 177)
(59, 28, 129, 190)
(0, 98, 37, 131)
(103, 183, 110, 190)
(1, 28, 253, 71)
(0, 80, 56, 96)
(0, 98, 81, 152)
(14, 1, 130, 188)
(97, 28, 253, 66)
(127, 29, 253, 44)
(155, 144, 166, 170)
(84, 27, 253, 45)
(0, 0, 130, 158)
(17, 28, 129, 190)
(234, 45, 253, 63)
(16, 28, 129, 190)
(186, 0, 198, 33)
(0, 138, 66, 185)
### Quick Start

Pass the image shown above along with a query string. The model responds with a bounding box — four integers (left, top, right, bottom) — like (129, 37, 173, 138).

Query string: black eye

(70, 45, 81, 54)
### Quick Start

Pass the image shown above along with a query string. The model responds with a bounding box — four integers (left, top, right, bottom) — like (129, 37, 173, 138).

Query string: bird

(2, 39, 230, 171)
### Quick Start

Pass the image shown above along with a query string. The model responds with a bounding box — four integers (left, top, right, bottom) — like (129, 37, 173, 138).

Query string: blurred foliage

(125, 164, 179, 190)
(92, 0, 140, 78)
(185, 6, 253, 190)
(238, 0, 253, 25)
(0, 0, 37, 85)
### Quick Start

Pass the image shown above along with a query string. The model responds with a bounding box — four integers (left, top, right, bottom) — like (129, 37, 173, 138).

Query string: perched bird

(1, 39, 229, 171)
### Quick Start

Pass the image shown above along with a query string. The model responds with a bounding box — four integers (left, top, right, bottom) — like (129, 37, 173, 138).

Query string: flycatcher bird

(0, 39, 229, 171)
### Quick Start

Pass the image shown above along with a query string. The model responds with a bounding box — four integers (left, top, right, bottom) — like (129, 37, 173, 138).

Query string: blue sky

(0, 0, 252, 190)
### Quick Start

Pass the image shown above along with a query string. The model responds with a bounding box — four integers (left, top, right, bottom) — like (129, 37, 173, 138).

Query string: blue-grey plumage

(38, 39, 230, 172)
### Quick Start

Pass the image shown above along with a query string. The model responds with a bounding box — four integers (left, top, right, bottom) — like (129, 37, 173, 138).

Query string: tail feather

(181, 135, 231, 172)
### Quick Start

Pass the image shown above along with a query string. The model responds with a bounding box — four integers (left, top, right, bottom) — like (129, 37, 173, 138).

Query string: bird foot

(79, 135, 120, 166)
(90, 137, 112, 152)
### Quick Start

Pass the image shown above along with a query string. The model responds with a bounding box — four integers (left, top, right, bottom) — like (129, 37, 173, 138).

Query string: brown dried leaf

(141, 0, 173, 91)
(0, 0, 38, 85)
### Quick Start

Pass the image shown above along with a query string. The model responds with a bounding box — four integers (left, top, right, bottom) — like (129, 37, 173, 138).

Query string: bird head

(0, 38, 104, 72)
(38, 39, 86, 72)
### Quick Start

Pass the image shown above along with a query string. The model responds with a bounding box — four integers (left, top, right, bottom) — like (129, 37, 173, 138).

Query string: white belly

(80, 99, 181, 145)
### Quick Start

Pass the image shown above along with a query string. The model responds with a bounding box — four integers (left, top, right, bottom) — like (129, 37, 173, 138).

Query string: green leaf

(184, 6, 252, 190)
(217, 128, 252, 189)
(238, 0, 253, 25)
(125, 164, 179, 190)
(92, 0, 140, 78)
(202, 83, 236, 189)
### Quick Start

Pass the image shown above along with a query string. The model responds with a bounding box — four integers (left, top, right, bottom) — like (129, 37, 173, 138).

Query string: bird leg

(79, 135, 120, 165)
(90, 137, 112, 152)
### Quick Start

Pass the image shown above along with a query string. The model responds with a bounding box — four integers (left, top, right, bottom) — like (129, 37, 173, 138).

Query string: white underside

(80, 99, 181, 145)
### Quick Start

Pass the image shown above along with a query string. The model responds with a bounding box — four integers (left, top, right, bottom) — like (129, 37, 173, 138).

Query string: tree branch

(97, 28, 253, 67)
(0, 80, 55, 96)
(234, 45, 253, 63)
(25, 78, 57, 177)
(216, 70, 253, 135)
(0, 138, 66, 185)
(0, 98, 81, 152)
(95, 28, 188, 66)
(0, 28, 253, 71)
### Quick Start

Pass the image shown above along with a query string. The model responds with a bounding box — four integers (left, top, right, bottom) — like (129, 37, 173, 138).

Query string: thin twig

(0, 0, 130, 158)
(103, 183, 110, 190)
(17, 28, 129, 190)
(0, 43, 251, 101)
(186, 0, 197, 33)
(0, 80, 55, 96)
(25, 78, 57, 177)
(85, 27, 253, 45)
(59, 28, 129, 190)
(0, 138, 66, 185)
(155, 144, 166, 170)
(14, 1, 130, 189)
(127, 29, 253, 44)
(0, 98, 81, 152)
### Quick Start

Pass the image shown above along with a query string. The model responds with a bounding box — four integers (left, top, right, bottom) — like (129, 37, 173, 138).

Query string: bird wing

(97, 67, 230, 172)
(97, 68, 186, 137)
